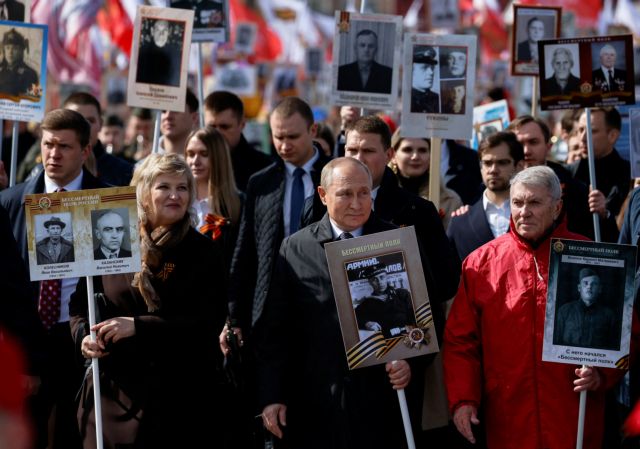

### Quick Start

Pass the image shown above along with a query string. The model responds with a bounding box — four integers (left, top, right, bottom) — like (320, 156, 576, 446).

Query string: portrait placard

(331, 11, 402, 109)
(471, 99, 510, 149)
(214, 62, 257, 97)
(629, 108, 640, 178)
(325, 227, 438, 370)
(127, 5, 194, 112)
(511, 5, 561, 76)
(25, 187, 141, 281)
(428, 0, 459, 30)
(0, 21, 46, 122)
(305, 47, 323, 77)
(538, 34, 635, 111)
(401, 33, 477, 140)
(168, 0, 227, 42)
(234, 22, 256, 54)
(542, 239, 636, 369)
(0, 0, 30, 22)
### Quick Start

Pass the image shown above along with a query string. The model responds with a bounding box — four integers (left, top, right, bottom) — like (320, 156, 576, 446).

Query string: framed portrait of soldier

(401, 33, 477, 140)
(511, 5, 561, 76)
(538, 34, 635, 111)
(127, 5, 194, 112)
(325, 227, 439, 370)
(168, 0, 228, 42)
(542, 239, 636, 369)
(428, 0, 459, 30)
(234, 22, 256, 55)
(25, 187, 141, 281)
(0, 21, 47, 122)
(331, 11, 402, 109)
(471, 99, 510, 149)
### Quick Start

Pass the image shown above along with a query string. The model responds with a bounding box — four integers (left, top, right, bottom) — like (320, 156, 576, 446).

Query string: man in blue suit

(447, 131, 524, 262)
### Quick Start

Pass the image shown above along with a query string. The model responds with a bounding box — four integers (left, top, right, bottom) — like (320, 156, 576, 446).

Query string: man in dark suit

(442, 139, 483, 205)
(592, 44, 627, 93)
(411, 45, 440, 113)
(136, 19, 181, 87)
(337, 29, 392, 94)
(448, 131, 524, 261)
(35, 216, 75, 265)
(204, 90, 272, 191)
(92, 210, 131, 260)
(542, 47, 581, 96)
(0, 109, 107, 449)
(0, 0, 25, 21)
(258, 157, 428, 448)
(516, 17, 544, 62)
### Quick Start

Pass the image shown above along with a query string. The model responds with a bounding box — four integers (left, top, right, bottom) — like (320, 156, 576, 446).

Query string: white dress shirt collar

(44, 171, 84, 193)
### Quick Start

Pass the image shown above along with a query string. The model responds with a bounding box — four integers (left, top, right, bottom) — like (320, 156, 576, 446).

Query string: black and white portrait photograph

(429, 0, 459, 30)
(402, 33, 477, 140)
(476, 118, 504, 143)
(543, 239, 636, 369)
(34, 213, 75, 266)
(91, 208, 132, 260)
(234, 22, 256, 55)
(410, 45, 440, 113)
(0, 0, 30, 22)
(214, 62, 256, 97)
(591, 40, 628, 93)
(346, 254, 416, 340)
(305, 47, 322, 77)
(0, 24, 43, 100)
(336, 24, 394, 94)
(540, 43, 580, 97)
(169, 0, 227, 42)
(136, 18, 185, 87)
(511, 5, 560, 76)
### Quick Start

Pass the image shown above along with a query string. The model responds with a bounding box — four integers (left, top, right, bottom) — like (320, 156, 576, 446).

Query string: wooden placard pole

(152, 111, 161, 154)
(9, 121, 19, 187)
(196, 42, 205, 129)
(86, 276, 104, 449)
(429, 137, 442, 211)
(531, 76, 538, 118)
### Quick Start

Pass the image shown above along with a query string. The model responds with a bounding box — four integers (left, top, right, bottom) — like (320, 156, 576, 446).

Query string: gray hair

(600, 44, 616, 57)
(320, 157, 372, 191)
(510, 165, 562, 201)
(552, 47, 574, 66)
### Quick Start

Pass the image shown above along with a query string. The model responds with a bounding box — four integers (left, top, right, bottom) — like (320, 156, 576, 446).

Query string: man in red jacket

(443, 166, 625, 449)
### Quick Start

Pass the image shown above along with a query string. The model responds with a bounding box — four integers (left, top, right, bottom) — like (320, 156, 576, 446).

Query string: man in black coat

(516, 17, 545, 63)
(592, 44, 628, 93)
(337, 29, 392, 94)
(204, 90, 272, 192)
(257, 157, 432, 449)
(0, 0, 25, 21)
(136, 19, 181, 87)
(92, 210, 132, 260)
(542, 47, 581, 96)
(448, 131, 524, 262)
(0, 109, 107, 449)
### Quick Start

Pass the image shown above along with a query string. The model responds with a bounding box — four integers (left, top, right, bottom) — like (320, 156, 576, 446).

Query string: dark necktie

(38, 187, 66, 330)
(339, 232, 354, 240)
(289, 167, 305, 235)
(608, 69, 614, 88)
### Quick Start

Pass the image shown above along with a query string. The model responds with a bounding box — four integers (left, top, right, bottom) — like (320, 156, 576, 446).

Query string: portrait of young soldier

(0, 27, 38, 97)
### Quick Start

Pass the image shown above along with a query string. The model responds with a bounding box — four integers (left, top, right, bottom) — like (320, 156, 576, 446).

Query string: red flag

(229, 0, 282, 61)
(97, 0, 134, 57)
(624, 400, 640, 436)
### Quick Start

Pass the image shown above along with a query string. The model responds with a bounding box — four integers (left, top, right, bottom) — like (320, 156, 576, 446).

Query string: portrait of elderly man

(355, 262, 416, 338)
(36, 216, 75, 265)
(440, 48, 467, 79)
(93, 209, 132, 260)
(0, 27, 38, 97)
(411, 45, 440, 113)
(337, 28, 393, 94)
(517, 17, 545, 62)
(444, 166, 626, 449)
(554, 267, 618, 350)
(592, 44, 627, 93)
(136, 19, 182, 87)
(542, 46, 581, 96)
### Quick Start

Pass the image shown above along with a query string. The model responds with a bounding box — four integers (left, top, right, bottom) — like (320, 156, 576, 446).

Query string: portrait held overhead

(511, 5, 560, 76)
(135, 18, 183, 87)
(591, 42, 627, 93)
(410, 45, 440, 113)
(0, 26, 39, 98)
(337, 28, 392, 94)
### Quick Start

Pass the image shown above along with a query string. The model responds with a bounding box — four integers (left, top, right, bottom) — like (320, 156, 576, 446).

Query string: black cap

(359, 264, 387, 279)
(3, 28, 26, 48)
(44, 217, 66, 229)
(413, 46, 438, 65)
(578, 267, 598, 281)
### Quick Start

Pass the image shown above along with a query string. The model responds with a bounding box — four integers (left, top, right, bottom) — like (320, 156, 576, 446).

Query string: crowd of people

(0, 82, 639, 449)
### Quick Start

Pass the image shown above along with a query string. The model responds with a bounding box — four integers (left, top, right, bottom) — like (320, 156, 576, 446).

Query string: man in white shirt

(447, 131, 524, 261)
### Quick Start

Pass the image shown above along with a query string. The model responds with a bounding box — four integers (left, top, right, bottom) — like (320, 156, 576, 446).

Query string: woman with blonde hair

(70, 153, 228, 449)
(185, 126, 243, 266)
(389, 128, 462, 230)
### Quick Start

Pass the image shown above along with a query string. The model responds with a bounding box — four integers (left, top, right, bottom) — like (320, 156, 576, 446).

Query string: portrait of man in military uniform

(0, 27, 39, 98)
(35, 215, 75, 265)
(410, 45, 440, 113)
(355, 262, 416, 339)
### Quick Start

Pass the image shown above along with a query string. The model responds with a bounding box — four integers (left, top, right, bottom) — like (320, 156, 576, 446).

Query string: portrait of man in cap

(411, 45, 440, 113)
(337, 28, 393, 94)
(554, 267, 618, 350)
(35, 215, 75, 265)
(92, 209, 131, 260)
(0, 27, 38, 97)
(355, 262, 416, 338)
